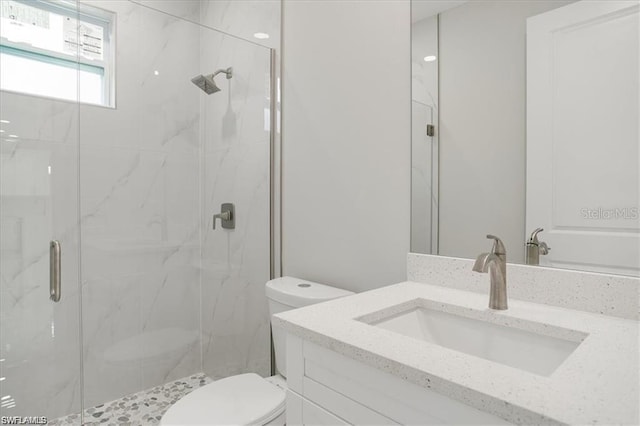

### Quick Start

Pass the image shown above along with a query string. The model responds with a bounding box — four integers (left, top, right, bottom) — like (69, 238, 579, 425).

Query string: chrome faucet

(472, 235, 508, 310)
(525, 227, 550, 266)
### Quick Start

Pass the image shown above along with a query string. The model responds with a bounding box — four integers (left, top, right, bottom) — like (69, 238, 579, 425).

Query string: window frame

(0, 0, 116, 107)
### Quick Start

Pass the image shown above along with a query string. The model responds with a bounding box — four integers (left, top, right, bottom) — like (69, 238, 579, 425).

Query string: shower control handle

(50, 240, 61, 302)
(213, 203, 235, 230)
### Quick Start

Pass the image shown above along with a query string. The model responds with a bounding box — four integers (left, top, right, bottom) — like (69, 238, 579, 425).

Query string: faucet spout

(472, 252, 495, 273)
(473, 236, 508, 310)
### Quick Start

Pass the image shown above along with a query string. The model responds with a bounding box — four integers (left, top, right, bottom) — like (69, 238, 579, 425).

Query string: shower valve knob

(213, 203, 235, 230)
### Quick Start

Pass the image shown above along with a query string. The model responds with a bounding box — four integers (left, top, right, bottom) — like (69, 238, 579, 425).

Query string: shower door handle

(50, 240, 61, 302)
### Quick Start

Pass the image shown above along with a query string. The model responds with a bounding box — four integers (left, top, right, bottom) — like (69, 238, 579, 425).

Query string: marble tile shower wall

(200, 0, 280, 50)
(199, 27, 272, 380)
(79, 0, 202, 408)
(1, 0, 273, 420)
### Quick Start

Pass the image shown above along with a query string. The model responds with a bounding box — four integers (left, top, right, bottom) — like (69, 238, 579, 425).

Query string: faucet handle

(528, 227, 544, 244)
(486, 234, 506, 255)
(539, 241, 551, 255)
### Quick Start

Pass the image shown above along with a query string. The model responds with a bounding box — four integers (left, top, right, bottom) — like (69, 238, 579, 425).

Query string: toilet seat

(160, 373, 285, 425)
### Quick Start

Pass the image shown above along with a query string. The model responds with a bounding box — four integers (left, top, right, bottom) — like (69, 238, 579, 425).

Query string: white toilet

(160, 276, 353, 425)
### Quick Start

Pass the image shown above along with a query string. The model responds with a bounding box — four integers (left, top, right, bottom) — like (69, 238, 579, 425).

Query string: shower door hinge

(426, 124, 435, 137)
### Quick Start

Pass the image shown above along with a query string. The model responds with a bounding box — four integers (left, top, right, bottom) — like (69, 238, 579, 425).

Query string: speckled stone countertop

(273, 281, 639, 425)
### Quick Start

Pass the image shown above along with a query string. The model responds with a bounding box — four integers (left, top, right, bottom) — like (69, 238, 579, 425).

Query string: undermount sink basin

(366, 303, 585, 376)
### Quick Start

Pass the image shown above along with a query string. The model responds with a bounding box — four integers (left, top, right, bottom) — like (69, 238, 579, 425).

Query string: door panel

(526, 0, 640, 275)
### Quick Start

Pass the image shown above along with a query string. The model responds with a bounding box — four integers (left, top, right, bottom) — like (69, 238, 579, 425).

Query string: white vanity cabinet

(284, 334, 512, 425)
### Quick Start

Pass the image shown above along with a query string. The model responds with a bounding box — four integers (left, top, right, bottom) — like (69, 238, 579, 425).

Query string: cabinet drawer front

(303, 397, 350, 426)
(304, 377, 397, 425)
(287, 388, 350, 425)
(303, 342, 512, 425)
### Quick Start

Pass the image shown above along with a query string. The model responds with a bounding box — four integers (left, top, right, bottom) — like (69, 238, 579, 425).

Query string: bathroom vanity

(273, 254, 640, 425)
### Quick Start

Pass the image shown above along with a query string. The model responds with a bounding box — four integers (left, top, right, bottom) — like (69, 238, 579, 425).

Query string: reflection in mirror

(410, 0, 639, 276)
(410, 9, 439, 254)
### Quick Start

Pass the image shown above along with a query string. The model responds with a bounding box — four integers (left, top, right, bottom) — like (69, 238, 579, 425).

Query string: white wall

(438, 0, 574, 262)
(281, 0, 411, 293)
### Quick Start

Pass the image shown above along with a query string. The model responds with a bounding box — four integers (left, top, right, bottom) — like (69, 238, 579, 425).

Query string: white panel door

(526, 0, 640, 276)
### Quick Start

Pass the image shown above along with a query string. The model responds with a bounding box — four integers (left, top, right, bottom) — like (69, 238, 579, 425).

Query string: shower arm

(211, 67, 233, 79)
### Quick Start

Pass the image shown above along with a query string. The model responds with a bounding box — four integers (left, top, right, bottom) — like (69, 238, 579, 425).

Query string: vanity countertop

(273, 281, 639, 425)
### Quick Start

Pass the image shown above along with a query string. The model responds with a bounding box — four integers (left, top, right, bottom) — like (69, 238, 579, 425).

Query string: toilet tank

(266, 277, 353, 378)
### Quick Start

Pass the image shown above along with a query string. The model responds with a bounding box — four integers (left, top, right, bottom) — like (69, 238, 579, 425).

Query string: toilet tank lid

(266, 276, 354, 308)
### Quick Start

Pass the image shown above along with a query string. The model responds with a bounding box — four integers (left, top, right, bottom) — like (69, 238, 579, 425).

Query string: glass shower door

(0, 94, 83, 424)
(0, 2, 83, 419)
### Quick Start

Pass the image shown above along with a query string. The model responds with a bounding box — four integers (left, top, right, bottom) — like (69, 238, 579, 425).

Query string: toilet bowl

(160, 277, 353, 425)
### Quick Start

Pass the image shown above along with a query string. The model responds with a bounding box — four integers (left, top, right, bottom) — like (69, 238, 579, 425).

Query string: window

(0, 0, 115, 106)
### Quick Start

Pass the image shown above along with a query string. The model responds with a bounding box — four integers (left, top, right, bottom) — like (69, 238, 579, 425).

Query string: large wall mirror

(410, 0, 639, 277)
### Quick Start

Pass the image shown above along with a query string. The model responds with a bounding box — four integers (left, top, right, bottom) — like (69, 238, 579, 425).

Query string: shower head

(191, 67, 233, 95)
(191, 74, 220, 94)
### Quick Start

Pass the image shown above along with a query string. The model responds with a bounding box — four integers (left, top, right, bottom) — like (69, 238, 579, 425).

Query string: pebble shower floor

(49, 374, 212, 425)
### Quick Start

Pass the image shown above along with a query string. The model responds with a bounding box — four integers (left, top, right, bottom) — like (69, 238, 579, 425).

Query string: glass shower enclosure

(0, 0, 274, 422)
